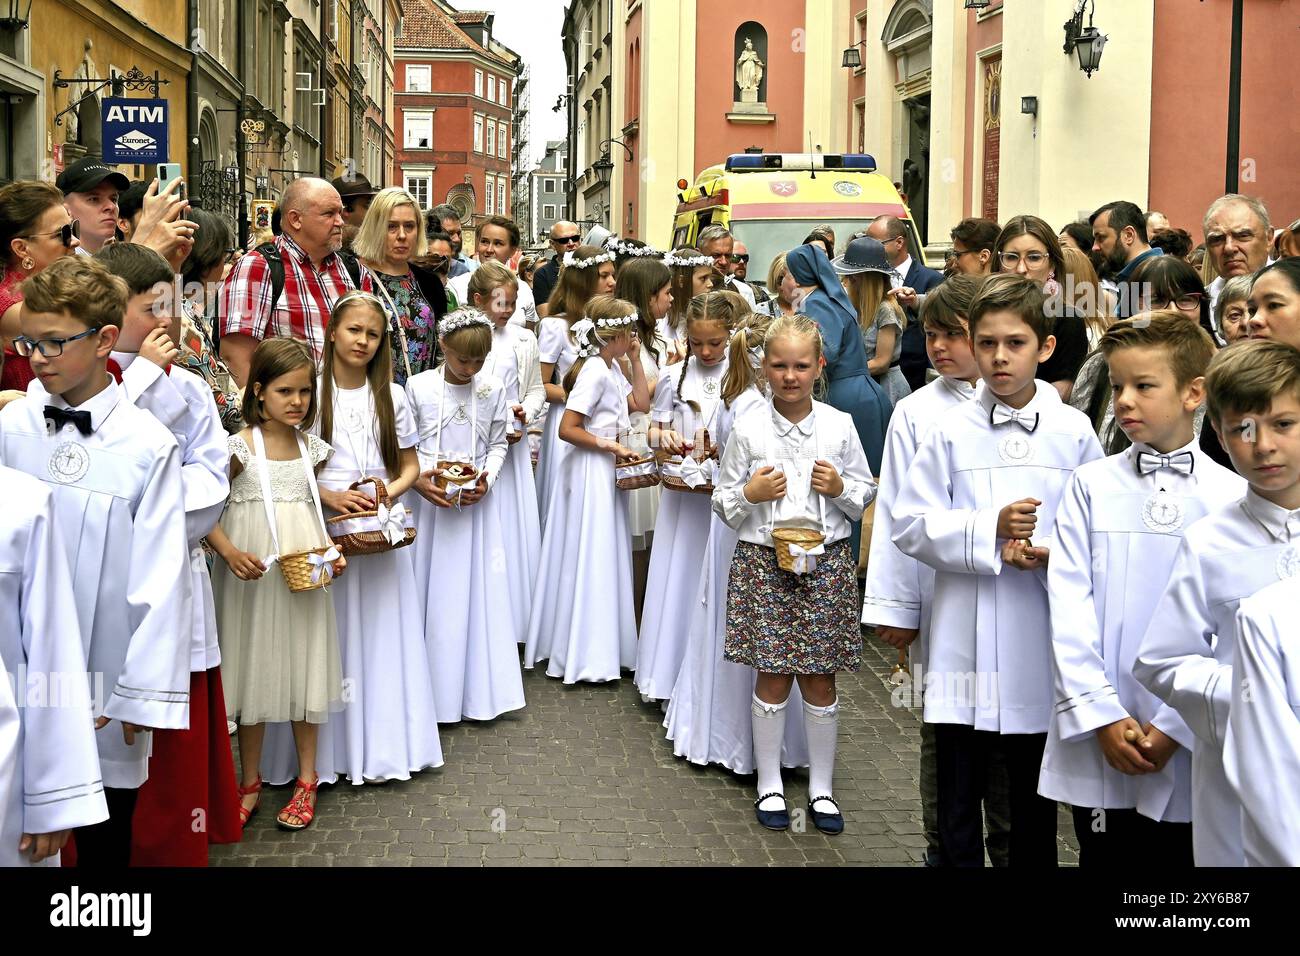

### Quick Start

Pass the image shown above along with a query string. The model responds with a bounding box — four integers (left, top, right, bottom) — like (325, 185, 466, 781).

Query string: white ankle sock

(752, 693, 789, 811)
(804, 698, 840, 812)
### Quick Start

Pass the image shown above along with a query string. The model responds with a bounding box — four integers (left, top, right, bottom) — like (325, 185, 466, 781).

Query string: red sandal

(236, 776, 263, 828)
(276, 777, 319, 831)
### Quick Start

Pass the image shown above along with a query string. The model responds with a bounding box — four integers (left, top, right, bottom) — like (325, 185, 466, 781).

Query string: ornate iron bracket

(51, 66, 170, 127)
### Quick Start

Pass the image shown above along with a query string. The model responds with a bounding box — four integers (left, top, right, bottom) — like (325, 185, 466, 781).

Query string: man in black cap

(56, 158, 131, 255)
(331, 173, 378, 253)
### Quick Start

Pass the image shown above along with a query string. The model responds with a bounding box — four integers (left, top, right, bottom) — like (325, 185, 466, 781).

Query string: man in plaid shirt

(218, 177, 356, 385)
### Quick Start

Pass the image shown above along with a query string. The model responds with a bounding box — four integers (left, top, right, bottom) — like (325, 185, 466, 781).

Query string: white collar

(44, 375, 122, 432)
(939, 377, 980, 401)
(109, 350, 138, 371)
(977, 379, 1057, 420)
(771, 405, 815, 438)
(1241, 488, 1300, 543)
(893, 255, 913, 285)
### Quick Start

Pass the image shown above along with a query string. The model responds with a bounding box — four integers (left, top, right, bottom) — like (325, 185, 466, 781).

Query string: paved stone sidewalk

(212, 640, 1077, 866)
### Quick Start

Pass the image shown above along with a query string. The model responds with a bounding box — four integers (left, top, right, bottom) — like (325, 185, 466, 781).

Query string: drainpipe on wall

(187, 0, 201, 201)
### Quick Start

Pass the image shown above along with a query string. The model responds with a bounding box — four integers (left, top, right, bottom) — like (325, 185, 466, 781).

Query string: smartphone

(158, 163, 185, 200)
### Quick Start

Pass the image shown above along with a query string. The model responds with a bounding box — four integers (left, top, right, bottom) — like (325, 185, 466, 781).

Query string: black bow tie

(44, 405, 93, 436)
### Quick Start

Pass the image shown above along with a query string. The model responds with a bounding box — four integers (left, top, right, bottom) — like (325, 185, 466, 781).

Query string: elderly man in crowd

(697, 224, 757, 307)
(533, 219, 581, 318)
(1203, 193, 1274, 314)
(218, 177, 356, 385)
(864, 214, 943, 391)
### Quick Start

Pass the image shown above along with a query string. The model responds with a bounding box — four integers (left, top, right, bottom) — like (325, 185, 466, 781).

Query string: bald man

(533, 220, 580, 318)
(217, 177, 357, 385)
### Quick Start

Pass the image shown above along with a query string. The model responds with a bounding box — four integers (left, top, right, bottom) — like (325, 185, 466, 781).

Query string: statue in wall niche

(736, 37, 764, 103)
(65, 39, 102, 145)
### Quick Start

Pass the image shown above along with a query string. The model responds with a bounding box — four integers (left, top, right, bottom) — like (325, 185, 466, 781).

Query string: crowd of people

(1, 156, 1298, 867)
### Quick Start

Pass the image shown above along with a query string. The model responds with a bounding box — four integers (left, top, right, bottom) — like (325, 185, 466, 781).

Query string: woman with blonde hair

(760, 253, 799, 319)
(833, 236, 911, 404)
(1059, 246, 1114, 349)
(353, 187, 448, 384)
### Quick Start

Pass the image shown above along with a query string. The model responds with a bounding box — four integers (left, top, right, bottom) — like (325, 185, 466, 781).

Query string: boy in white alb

(0, 256, 190, 866)
(1039, 314, 1245, 867)
(892, 275, 1102, 866)
(91, 243, 240, 863)
(862, 276, 1014, 866)
(0, 456, 108, 866)
(1135, 339, 1300, 866)
(1223, 578, 1300, 866)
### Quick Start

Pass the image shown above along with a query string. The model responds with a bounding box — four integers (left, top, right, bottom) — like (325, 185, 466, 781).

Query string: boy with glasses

(0, 255, 190, 866)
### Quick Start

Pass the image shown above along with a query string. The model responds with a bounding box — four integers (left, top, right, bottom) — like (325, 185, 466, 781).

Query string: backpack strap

(337, 249, 362, 289)
(254, 241, 285, 323)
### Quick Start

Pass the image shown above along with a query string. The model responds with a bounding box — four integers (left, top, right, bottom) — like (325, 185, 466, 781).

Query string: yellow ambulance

(670, 153, 923, 291)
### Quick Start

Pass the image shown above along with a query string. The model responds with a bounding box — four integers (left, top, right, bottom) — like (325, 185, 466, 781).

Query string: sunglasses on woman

(22, 220, 81, 248)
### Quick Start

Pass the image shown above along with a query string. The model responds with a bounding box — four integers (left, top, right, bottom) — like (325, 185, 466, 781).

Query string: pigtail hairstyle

(561, 294, 638, 398)
(546, 244, 611, 324)
(676, 290, 749, 414)
(320, 291, 402, 476)
(721, 310, 776, 407)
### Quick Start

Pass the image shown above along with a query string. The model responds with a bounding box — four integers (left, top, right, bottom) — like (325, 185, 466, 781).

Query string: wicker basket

(771, 526, 827, 573)
(615, 454, 661, 491)
(326, 476, 416, 557)
(660, 458, 717, 495)
(279, 546, 341, 593)
(434, 460, 481, 492)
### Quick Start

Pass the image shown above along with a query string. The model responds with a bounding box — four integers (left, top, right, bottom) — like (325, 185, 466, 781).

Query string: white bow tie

(990, 404, 1039, 433)
(1136, 451, 1194, 476)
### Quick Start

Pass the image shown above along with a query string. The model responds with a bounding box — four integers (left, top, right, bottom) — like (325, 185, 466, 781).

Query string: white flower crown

(663, 253, 713, 269)
(570, 313, 639, 358)
(616, 241, 661, 258)
(438, 308, 494, 337)
(562, 250, 615, 270)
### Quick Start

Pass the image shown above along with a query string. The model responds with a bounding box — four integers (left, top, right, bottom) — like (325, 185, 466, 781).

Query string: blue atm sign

(102, 98, 169, 164)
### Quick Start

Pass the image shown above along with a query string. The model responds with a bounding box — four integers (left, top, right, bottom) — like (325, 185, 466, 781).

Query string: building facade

(601, 0, 1299, 256)
(395, 0, 520, 233)
(528, 139, 569, 249)
(562, 0, 615, 233)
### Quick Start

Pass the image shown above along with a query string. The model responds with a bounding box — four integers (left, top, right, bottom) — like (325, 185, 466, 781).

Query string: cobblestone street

(212, 639, 1079, 867)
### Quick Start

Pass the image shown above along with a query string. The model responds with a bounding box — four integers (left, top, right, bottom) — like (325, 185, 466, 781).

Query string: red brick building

(394, 0, 520, 232)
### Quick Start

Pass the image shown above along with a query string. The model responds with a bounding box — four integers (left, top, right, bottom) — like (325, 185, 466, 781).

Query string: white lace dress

(214, 433, 343, 725)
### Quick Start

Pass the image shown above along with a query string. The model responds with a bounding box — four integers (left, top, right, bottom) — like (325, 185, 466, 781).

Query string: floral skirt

(723, 539, 863, 675)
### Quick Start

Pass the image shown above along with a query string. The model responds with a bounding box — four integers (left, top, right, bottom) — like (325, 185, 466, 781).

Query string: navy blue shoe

(808, 795, 844, 835)
(754, 792, 790, 831)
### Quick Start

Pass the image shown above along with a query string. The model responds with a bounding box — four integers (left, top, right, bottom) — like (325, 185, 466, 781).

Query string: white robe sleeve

(863, 409, 922, 628)
(518, 334, 547, 425)
(103, 439, 192, 730)
(1132, 539, 1226, 751)
(1223, 591, 1300, 867)
(1047, 472, 1130, 739)
(21, 488, 109, 835)
(122, 364, 231, 544)
(711, 425, 760, 530)
(891, 429, 1001, 576)
(482, 387, 509, 489)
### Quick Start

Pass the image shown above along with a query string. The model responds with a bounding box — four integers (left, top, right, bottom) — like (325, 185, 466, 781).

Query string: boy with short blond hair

(1135, 339, 1300, 866)
(893, 274, 1103, 866)
(0, 255, 190, 866)
(1040, 312, 1245, 867)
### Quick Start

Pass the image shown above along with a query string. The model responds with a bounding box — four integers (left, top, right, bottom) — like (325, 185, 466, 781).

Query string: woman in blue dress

(784, 244, 892, 474)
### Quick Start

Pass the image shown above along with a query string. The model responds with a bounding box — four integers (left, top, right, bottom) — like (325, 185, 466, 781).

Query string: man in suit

(865, 215, 943, 391)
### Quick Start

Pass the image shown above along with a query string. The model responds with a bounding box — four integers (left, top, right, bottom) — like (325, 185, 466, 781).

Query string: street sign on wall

(102, 98, 169, 164)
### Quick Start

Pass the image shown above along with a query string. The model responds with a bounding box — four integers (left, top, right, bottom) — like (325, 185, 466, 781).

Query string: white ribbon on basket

(787, 540, 825, 576)
(308, 546, 343, 584)
(376, 502, 411, 546)
(678, 455, 717, 489)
